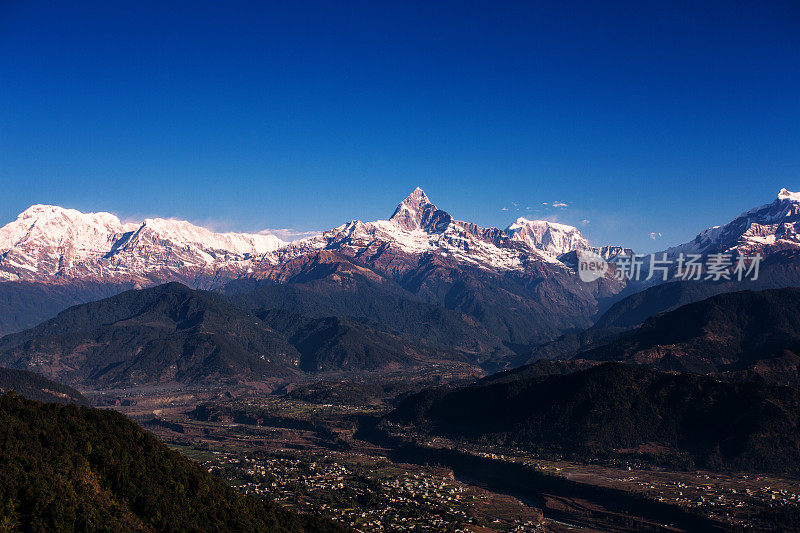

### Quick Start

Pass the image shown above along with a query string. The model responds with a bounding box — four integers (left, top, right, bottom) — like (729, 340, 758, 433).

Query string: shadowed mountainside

(0, 283, 477, 387)
(0, 367, 87, 404)
(0, 283, 300, 387)
(581, 288, 800, 386)
(388, 362, 800, 474)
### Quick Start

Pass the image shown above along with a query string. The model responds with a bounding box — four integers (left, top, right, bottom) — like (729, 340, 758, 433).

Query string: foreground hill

(0, 367, 87, 404)
(581, 288, 800, 386)
(389, 363, 800, 474)
(0, 393, 346, 532)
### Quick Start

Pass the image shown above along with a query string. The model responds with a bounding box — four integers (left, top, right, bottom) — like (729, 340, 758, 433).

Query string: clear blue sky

(1, 1, 798, 251)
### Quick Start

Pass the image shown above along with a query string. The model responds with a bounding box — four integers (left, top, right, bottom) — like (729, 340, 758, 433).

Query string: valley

(3, 188, 800, 531)
(90, 378, 800, 532)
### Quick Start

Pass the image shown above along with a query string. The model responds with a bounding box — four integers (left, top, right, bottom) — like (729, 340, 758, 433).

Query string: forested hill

(0, 393, 349, 532)
(0, 367, 87, 404)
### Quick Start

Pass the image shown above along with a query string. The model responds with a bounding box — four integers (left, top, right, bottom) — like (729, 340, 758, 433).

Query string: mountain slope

(0, 367, 87, 404)
(580, 288, 800, 386)
(257, 308, 463, 372)
(224, 251, 511, 360)
(0, 280, 137, 337)
(388, 363, 800, 474)
(0, 281, 474, 386)
(242, 186, 627, 347)
(0, 393, 346, 532)
(0, 283, 301, 387)
(595, 247, 800, 330)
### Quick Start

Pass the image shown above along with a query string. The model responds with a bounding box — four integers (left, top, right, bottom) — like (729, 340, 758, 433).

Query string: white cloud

(649, 232, 663, 240)
(260, 228, 322, 241)
(501, 206, 509, 211)
(552, 201, 568, 208)
(581, 219, 590, 225)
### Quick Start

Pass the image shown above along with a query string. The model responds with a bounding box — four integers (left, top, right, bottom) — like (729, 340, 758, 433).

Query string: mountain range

(0, 188, 621, 285)
(0, 204, 285, 285)
(0, 188, 632, 346)
(2, 187, 800, 379)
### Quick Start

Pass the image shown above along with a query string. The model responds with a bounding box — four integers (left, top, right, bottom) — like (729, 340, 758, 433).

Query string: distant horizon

(2, 2, 798, 252)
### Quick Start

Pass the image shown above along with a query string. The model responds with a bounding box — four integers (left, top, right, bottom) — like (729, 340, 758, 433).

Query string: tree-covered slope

(0, 367, 87, 404)
(0, 393, 348, 533)
(223, 252, 511, 362)
(257, 308, 466, 372)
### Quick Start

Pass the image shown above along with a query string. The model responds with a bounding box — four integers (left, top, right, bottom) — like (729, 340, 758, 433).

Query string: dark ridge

(0, 367, 87, 404)
(389, 362, 800, 474)
(0, 283, 300, 386)
(582, 287, 800, 386)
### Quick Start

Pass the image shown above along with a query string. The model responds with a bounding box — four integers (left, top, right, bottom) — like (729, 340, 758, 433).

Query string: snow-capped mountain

(506, 218, 590, 256)
(268, 188, 611, 273)
(0, 205, 138, 281)
(0, 189, 628, 286)
(0, 205, 286, 284)
(245, 188, 628, 348)
(664, 188, 800, 258)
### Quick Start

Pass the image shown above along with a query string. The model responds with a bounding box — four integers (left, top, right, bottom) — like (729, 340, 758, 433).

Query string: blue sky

(1, 1, 798, 251)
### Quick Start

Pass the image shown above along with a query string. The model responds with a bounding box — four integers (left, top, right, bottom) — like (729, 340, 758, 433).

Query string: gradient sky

(1, 1, 798, 251)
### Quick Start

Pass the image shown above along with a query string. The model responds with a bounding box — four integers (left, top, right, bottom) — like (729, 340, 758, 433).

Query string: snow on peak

(391, 187, 430, 215)
(389, 187, 445, 231)
(2, 204, 134, 251)
(15, 204, 127, 228)
(0, 204, 288, 282)
(136, 217, 285, 255)
(663, 188, 800, 258)
(272, 189, 568, 272)
(406, 186, 429, 202)
(778, 188, 800, 202)
(505, 218, 589, 256)
(508, 217, 578, 233)
(18, 204, 70, 219)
